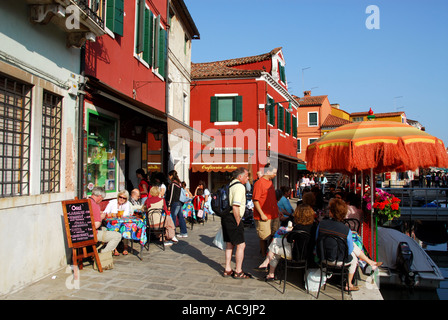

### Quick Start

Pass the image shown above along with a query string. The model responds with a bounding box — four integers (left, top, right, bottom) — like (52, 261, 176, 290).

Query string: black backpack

(211, 181, 243, 217)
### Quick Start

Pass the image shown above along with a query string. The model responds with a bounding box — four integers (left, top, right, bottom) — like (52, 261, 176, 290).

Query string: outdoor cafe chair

(278, 230, 311, 294)
(146, 208, 167, 251)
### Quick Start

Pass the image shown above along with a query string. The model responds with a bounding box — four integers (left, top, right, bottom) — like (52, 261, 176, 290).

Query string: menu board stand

(62, 199, 103, 272)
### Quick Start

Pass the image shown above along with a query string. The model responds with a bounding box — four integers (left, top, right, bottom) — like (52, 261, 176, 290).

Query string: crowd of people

(88, 166, 381, 293)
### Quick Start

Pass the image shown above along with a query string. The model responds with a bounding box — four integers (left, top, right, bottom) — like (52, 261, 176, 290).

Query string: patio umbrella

(306, 120, 448, 258)
(306, 121, 448, 174)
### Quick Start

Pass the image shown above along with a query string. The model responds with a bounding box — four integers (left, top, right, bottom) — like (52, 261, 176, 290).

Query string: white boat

(376, 227, 445, 290)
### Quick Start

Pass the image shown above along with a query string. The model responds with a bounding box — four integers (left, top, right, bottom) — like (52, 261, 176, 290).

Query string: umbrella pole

(370, 168, 375, 260)
(360, 171, 364, 240)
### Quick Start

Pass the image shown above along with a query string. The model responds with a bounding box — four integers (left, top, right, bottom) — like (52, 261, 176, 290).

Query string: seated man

(89, 187, 122, 254)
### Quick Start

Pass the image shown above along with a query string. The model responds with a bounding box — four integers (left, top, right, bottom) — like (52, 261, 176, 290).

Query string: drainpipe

(164, 1, 170, 174)
(77, 45, 86, 200)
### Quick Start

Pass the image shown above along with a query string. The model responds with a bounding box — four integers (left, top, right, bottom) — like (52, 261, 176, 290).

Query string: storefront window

(86, 110, 117, 193)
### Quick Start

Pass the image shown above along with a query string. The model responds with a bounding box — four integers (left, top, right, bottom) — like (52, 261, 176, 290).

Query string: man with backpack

(221, 167, 252, 279)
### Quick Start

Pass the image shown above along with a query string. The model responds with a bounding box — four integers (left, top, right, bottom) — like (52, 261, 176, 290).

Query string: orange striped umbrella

(306, 121, 448, 173)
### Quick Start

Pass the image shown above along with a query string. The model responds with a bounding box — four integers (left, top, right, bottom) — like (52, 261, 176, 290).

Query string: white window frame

(308, 111, 318, 127)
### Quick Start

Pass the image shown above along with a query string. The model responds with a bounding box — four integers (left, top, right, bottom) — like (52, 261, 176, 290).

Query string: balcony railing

(382, 187, 448, 221)
(72, 0, 105, 30)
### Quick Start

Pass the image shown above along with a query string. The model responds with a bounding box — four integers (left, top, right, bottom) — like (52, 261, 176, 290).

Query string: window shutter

(210, 96, 218, 122)
(153, 15, 160, 68)
(136, 0, 145, 53)
(267, 97, 275, 125)
(114, 0, 124, 36)
(235, 96, 243, 121)
(285, 111, 290, 134)
(278, 106, 284, 131)
(106, 0, 124, 36)
(158, 28, 167, 78)
(292, 116, 297, 137)
(142, 9, 153, 65)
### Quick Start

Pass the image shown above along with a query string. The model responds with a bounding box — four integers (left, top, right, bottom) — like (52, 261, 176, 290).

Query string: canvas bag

(93, 251, 114, 270)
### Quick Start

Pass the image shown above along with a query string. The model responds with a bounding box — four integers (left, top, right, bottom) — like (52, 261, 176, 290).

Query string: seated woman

(316, 198, 382, 291)
(145, 186, 178, 245)
(277, 186, 294, 226)
(103, 190, 132, 255)
(345, 192, 363, 223)
(103, 190, 132, 217)
(255, 204, 317, 281)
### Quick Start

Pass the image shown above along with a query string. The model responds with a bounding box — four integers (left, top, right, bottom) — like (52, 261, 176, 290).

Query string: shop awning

(298, 163, 307, 170)
(167, 116, 212, 145)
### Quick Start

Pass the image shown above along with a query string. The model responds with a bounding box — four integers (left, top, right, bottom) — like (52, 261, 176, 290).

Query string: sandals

(232, 271, 253, 279)
(345, 285, 360, 292)
(264, 275, 275, 282)
(223, 270, 234, 277)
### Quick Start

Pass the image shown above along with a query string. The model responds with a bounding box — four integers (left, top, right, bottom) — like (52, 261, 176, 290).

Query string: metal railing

(382, 187, 448, 221)
(73, 0, 105, 29)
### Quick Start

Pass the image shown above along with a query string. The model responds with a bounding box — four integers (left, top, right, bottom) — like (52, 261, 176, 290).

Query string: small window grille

(41, 91, 62, 193)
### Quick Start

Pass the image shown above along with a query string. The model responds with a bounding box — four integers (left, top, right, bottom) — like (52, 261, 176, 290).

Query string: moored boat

(376, 227, 444, 289)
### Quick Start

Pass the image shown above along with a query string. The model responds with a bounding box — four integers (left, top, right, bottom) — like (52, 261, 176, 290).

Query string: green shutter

(278, 106, 284, 131)
(210, 96, 218, 122)
(114, 0, 124, 36)
(106, 0, 124, 36)
(142, 9, 154, 65)
(136, 0, 145, 53)
(158, 28, 167, 78)
(286, 111, 291, 134)
(235, 96, 243, 122)
(267, 97, 274, 125)
(292, 116, 297, 137)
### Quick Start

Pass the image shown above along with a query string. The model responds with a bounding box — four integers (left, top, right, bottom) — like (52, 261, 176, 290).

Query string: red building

(190, 48, 299, 190)
(82, 0, 169, 196)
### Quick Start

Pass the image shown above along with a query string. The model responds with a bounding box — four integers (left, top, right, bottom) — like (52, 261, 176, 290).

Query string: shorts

(255, 218, 280, 240)
(221, 213, 245, 245)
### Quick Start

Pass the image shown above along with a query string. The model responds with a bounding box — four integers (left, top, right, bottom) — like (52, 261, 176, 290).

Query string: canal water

(379, 243, 448, 300)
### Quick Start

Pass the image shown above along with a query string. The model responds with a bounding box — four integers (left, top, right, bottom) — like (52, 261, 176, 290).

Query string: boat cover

(377, 227, 435, 272)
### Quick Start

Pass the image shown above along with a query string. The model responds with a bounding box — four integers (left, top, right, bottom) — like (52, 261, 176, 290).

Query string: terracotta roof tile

(191, 48, 281, 80)
(321, 114, 352, 128)
(295, 95, 328, 106)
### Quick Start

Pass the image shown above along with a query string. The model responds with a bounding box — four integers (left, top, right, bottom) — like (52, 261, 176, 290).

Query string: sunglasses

(119, 196, 128, 200)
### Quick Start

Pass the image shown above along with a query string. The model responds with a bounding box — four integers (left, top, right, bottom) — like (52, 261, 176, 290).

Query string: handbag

(93, 251, 114, 270)
(213, 227, 225, 250)
(197, 209, 204, 218)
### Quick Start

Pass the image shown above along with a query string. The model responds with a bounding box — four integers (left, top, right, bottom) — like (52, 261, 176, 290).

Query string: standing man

(222, 167, 251, 279)
(252, 165, 280, 257)
(89, 187, 122, 254)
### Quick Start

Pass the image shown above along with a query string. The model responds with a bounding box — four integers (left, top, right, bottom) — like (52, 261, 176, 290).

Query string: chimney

(303, 90, 311, 96)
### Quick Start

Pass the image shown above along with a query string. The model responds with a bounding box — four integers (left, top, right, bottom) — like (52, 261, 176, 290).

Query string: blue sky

(186, 0, 448, 145)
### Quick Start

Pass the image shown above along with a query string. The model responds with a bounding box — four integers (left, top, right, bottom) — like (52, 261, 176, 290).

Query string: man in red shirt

(252, 165, 280, 257)
(89, 187, 121, 254)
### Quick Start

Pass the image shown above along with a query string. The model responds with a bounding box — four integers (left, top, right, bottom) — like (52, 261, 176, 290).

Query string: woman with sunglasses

(103, 190, 132, 255)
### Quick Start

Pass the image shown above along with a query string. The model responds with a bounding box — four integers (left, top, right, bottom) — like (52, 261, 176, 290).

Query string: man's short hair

(91, 186, 106, 198)
(233, 167, 248, 179)
(263, 164, 276, 174)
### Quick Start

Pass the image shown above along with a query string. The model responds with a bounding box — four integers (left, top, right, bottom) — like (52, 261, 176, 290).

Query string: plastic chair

(279, 230, 311, 294)
(146, 208, 167, 251)
(317, 233, 352, 300)
(343, 218, 360, 233)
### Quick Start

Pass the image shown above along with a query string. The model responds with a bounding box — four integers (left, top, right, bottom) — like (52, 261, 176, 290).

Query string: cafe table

(105, 215, 147, 260)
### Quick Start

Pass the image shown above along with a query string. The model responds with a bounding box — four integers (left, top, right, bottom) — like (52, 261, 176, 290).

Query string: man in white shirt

(221, 167, 251, 279)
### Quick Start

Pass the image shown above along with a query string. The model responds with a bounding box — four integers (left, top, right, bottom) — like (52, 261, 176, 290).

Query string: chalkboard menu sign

(62, 199, 97, 248)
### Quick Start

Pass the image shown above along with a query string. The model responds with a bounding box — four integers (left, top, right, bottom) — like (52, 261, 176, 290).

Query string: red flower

(391, 203, 399, 211)
(379, 202, 387, 210)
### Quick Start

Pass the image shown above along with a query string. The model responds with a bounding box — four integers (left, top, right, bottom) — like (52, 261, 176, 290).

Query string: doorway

(125, 138, 141, 192)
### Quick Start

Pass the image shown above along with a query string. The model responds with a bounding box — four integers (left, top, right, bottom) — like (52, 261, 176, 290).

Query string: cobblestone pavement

(2, 206, 382, 301)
